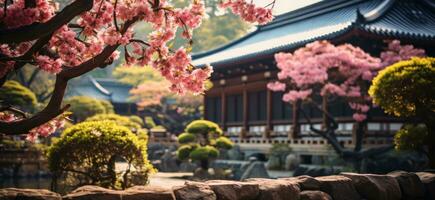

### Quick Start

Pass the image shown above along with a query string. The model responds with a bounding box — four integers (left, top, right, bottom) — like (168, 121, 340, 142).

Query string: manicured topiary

(176, 120, 232, 170)
(178, 133, 195, 144)
(47, 121, 155, 189)
(0, 80, 37, 111)
(64, 96, 114, 122)
(86, 113, 148, 140)
(369, 57, 435, 168)
(129, 115, 144, 126)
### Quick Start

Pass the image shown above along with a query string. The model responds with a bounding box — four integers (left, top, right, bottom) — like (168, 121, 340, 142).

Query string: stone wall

(1, 171, 434, 200)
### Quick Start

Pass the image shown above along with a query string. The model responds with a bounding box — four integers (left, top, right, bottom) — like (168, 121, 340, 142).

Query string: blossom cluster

(220, 0, 274, 25)
(269, 40, 425, 122)
(0, 112, 66, 142)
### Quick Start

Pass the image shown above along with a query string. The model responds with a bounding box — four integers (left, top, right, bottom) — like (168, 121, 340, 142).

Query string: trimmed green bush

(394, 124, 428, 151)
(129, 116, 144, 126)
(190, 146, 219, 161)
(185, 120, 222, 135)
(176, 120, 232, 170)
(64, 96, 114, 121)
(178, 133, 196, 144)
(0, 80, 37, 111)
(47, 121, 154, 189)
(215, 137, 233, 149)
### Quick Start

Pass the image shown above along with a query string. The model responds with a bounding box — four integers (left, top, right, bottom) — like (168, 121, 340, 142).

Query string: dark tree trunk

(425, 121, 435, 169)
(200, 159, 209, 170)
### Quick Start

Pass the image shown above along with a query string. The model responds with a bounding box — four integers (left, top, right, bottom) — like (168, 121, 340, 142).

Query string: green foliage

(112, 65, 165, 87)
(189, 146, 219, 161)
(185, 120, 222, 135)
(85, 114, 145, 135)
(178, 133, 196, 144)
(64, 96, 114, 121)
(369, 57, 435, 118)
(394, 124, 428, 151)
(176, 144, 196, 160)
(144, 116, 156, 129)
(0, 80, 37, 110)
(176, 120, 231, 170)
(128, 115, 144, 126)
(215, 136, 234, 149)
(47, 121, 154, 189)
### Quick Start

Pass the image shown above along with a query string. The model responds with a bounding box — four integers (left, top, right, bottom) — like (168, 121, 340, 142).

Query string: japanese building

(66, 75, 137, 115)
(193, 0, 435, 157)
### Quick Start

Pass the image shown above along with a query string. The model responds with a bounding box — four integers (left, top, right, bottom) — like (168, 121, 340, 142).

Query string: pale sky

(254, 0, 323, 15)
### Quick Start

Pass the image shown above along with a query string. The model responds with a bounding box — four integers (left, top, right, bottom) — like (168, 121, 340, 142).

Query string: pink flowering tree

(268, 40, 425, 169)
(0, 0, 273, 140)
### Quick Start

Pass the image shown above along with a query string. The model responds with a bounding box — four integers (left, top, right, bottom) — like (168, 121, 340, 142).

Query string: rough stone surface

(300, 190, 332, 200)
(122, 186, 174, 200)
(341, 172, 401, 200)
(315, 175, 361, 200)
(388, 171, 425, 199)
(246, 178, 300, 200)
(173, 181, 216, 200)
(416, 172, 435, 200)
(62, 185, 120, 200)
(206, 180, 259, 200)
(0, 188, 61, 200)
(280, 175, 321, 190)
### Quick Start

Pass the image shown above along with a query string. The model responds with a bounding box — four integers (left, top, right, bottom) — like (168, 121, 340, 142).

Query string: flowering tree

(0, 0, 273, 139)
(268, 40, 425, 169)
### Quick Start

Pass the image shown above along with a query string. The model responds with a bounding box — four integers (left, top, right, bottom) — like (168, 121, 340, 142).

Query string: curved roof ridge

(88, 76, 112, 96)
(362, 0, 396, 22)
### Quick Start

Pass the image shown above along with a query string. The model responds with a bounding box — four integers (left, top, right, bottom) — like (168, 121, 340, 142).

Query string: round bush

(178, 133, 196, 144)
(47, 121, 154, 189)
(369, 57, 435, 118)
(0, 80, 37, 110)
(189, 146, 219, 161)
(177, 145, 197, 160)
(64, 96, 113, 121)
(215, 136, 234, 149)
(185, 120, 222, 135)
(394, 124, 428, 151)
(129, 116, 144, 126)
(86, 113, 142, 130)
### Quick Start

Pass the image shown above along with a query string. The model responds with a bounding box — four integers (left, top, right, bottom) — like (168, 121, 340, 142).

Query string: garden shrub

(47, 121, 154, 189)
(64, 96, 114, 122)
(176, 120, 232, 170)
(0, 80, 37, 111)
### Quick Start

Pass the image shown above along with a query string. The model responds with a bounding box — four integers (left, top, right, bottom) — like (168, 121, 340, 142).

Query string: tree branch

(0, 0, 93, 44)
(0, 19, 138, 135)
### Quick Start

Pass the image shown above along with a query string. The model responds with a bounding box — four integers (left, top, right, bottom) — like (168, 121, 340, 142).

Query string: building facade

(193, 0, 435, 157)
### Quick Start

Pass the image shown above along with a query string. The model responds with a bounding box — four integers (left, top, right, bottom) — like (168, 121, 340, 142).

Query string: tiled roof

(192, 0, 435, 67)
(66, 76, 132, 104)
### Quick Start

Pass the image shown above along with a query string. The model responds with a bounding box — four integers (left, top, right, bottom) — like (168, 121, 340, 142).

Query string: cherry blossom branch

(0, 18, 138, 135)
(0, 105, 27, 119)
(0, 0, 93, 44)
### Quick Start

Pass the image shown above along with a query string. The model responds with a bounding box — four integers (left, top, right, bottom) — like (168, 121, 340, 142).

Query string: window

(273, 125, 291, 132)
(248, 91, 267, 121)
(205, 97, 221, 122)
(249, 126, 265, 136)
(367, 123, 381, 131)
(226, 94, 243, 122)
(227, 126, 242, 136)
(338, 123, 354, 131)
(272, 92, 292, 120)
(389, 123, 403, 131)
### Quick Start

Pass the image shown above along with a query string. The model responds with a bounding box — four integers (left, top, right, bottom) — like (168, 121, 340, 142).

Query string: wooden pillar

(203, 96, 208, 120)
(290, 101, 301, 139)
(221, 88, 226, 131)
(241, 85, 248, 139)
(264, 89, 272, 138)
